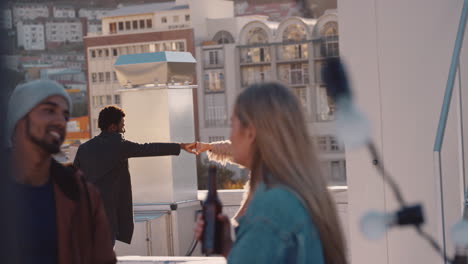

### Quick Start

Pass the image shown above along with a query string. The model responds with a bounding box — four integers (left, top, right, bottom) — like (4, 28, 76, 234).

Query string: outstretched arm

(197, 140, 235, 165)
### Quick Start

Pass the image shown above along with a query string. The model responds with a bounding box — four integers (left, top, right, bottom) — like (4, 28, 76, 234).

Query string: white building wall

(17, 22, 45, 50)
(339, 0, 467, 263)
(87, 23, 102, 34)
(53, 7, 76, 18)
(186, 0, 234, 45)
(152, 9, 191, 31)
(12, 4, 49, 24)
(78, 8, 110, 20)
(46, 20, 83, 43)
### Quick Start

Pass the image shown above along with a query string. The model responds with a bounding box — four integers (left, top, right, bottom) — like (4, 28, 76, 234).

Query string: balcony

(239, 47, 271, 65)
(277, 43, 308, 62)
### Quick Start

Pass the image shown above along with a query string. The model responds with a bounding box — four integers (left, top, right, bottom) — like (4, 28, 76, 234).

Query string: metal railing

(433, 0, 468, 262)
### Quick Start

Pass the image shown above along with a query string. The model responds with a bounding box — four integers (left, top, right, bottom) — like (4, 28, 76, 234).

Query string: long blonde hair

(235, 82, 347, 264)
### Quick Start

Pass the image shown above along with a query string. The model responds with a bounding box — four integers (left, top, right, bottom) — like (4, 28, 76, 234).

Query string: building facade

(87, 19, 102, 34)
(2, 9, 13, 29)
(17, 20, 46, 50)
(195, 10, 345, 185)
(78, 8, 112, 20)
(12, 3, 49, 24)
(84, 0, 234, 137)
(52, 5, 76, 18)
(84, 2, 196, 136)
(45, 18, 83, 44)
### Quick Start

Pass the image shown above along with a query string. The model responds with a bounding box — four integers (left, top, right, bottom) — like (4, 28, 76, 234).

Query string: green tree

(197, 157, 244, 190)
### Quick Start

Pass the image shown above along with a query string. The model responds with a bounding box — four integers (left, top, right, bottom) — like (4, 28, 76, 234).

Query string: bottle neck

(207, 166, 217, 197)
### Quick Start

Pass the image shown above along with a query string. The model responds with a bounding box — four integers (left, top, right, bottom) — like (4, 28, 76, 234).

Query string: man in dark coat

(74, 106, 197, 245)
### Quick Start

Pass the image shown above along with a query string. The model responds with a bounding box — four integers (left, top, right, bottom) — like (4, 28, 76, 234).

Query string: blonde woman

(195, 82, 347, 263)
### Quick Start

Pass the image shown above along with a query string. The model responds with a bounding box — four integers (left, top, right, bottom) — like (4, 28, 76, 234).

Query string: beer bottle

(202, 164, 223, 255)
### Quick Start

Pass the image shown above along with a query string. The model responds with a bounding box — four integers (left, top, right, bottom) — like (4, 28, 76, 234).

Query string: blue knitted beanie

(5, 79, 72, 147)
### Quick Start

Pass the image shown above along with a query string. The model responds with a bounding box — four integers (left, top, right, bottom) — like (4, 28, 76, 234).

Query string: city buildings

(195, 10, 345, 184)
(17, 20, 45, 50)
(45, 18, 84, 46)
(12, 3, 49, 24)
(52, 5, 76, 18)
(84, 0, 233, 137)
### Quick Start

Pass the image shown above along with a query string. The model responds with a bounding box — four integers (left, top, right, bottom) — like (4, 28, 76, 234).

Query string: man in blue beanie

(4, 80, 116, 264)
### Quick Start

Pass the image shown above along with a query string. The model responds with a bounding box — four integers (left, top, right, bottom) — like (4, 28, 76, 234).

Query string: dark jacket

(2, 158, 116, 264)
(73, 131, 181, 244)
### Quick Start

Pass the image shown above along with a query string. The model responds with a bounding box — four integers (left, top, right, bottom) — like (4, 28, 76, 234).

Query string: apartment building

(84, 0, 234, 137)
(12, 3, 49, 24)
(17, 20, 45, 50)
(52, 5, 76, 18)
(195, 10, 345, 185)
(84, 2, 194, 136)
(78, 7, 113, 20)
(45, 18, 83, 43)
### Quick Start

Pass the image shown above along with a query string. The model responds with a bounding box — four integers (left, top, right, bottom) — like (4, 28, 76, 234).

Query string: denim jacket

(227, 183, 325, 264)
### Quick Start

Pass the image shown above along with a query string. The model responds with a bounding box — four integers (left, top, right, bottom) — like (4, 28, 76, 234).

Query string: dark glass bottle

(202, 165, 223, 255)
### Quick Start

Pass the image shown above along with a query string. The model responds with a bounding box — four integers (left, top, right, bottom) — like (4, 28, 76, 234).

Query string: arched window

(240, 26, 271, 63)
(245, 27, 268, 44)
(282, 23, 307, 42)
(320, 21, 339, 57)
(279, 23, 308, 60)
(212, 30, 234, 44)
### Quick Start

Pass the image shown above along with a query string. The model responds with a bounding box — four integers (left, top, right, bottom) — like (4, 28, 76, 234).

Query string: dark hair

(98, 106, 125, 131)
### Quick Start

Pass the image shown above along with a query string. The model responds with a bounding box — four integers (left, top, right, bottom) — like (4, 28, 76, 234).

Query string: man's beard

(26, 118, 63, 154)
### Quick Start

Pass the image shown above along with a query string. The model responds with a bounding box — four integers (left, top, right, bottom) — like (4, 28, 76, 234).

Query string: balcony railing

(432, 1, 467, 259)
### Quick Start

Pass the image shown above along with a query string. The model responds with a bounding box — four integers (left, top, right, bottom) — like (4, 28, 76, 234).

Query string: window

(114, 94, 121, 104)
(330, 160, 346, 185)
(132, 20, 138, 29)
(91, 72, 97, 83)
(106, 95, 112, 104)
(212, 30, 234, 44)
(139, 20, 145, 29)
(209, 51, 218, 65)
(204, 70, 225, 92)
(205, 93, 227, 127)
(91, 50, 96, 58)
(99, 96, 104, 106)
(125, 21, 131, 30)
(173, 16, 179, 23)
(316, 86, 335, 121)
(104, 49, 109, 57)
(118, 22, 124, 31)
(316, 135, 343, 152)
(240, 46, 270, 63)
(109, 22, 116, 34)
(208, 136, 225, 143)
(112, 48, 118, 56)
(105, 72, 111, 82)
(97, 49, 102, 57)
(241, 66, 271, 87)
(113, 71, 118, 81)
(330, 136, 340, 151)
(98, 72, 104, 82)
(317, 136, 327, 151)
(146, 19, 152, 28)
(185, 14, 190, 21)
(320, 22, 339, 57)
(161, 17, 167, 23)
(93, 118, 97, 131)
(176, 41, 185, 51)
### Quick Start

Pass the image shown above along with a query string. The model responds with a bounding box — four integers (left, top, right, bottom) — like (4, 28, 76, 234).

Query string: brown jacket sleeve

(87, 183, 117, 264)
